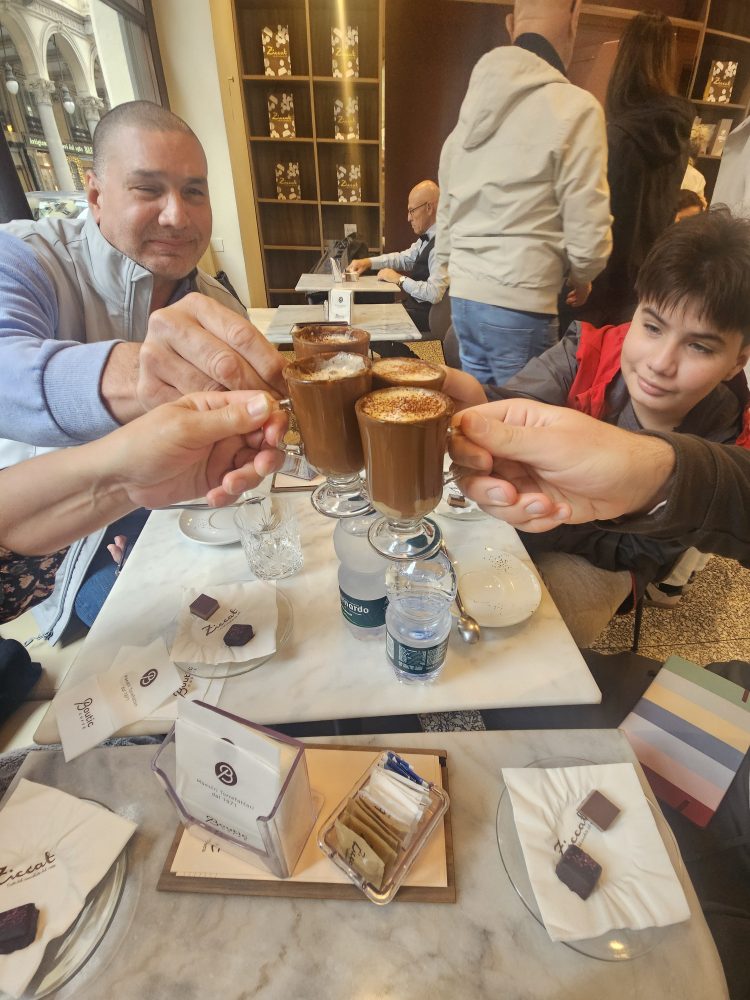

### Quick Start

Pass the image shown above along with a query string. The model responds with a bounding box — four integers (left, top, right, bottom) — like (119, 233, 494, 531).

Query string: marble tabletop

(261, 303, 420, 342)
(13, 730, 728, 1000)
(36, 492, 599, 744)
(294, 273, 399, 294)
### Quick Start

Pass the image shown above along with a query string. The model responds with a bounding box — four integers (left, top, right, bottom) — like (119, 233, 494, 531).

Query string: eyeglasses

(407, 201, 430, 217)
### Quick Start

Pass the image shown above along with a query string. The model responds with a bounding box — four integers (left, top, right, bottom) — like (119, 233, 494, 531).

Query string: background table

(254, 303, 420, 343)
(36, 494, 600, 744)
(294, 273, 399, 295)
(14, 730, 727, 1000)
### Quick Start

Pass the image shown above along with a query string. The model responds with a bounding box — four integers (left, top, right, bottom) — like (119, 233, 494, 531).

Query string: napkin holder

(151, 717, 319, 879)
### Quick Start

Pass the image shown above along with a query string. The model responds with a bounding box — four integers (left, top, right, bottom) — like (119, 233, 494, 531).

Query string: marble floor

(421, 554, 750, 733)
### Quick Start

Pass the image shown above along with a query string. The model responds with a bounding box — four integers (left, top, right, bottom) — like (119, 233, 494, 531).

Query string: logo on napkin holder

(215, 762, 238, 786)
(140, 668, 158, 687)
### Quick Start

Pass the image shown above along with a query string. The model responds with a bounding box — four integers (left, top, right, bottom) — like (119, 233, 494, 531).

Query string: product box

(268, 91, 296, 138)
(710, 117, 734, 157)
(276, 161, 301, 200)
(336, 163, 362, 203)
(334, 96, 359, 140)
(332, 25, 359, 78)
(703, 59, 738, 103)
(262, 24, 292, 77)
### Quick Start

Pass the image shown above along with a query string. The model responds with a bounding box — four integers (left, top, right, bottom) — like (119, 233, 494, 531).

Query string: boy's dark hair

(676, 188, 704, 214)
(92, 101, 198, 176)
(635, 207, 750, 344)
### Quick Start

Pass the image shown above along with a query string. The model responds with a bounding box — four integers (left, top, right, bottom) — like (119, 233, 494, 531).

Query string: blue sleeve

(0, 231, 120, 447)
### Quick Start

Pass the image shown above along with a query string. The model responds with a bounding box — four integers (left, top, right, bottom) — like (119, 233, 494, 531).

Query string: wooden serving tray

(157, 744, 455, 903)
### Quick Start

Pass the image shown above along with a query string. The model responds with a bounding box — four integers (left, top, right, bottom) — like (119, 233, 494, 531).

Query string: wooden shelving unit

(572, 0, 750, 201)
(231, 0, 384, 306)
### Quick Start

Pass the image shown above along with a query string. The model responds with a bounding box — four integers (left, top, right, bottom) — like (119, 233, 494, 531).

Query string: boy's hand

(565, 281, 592, 307)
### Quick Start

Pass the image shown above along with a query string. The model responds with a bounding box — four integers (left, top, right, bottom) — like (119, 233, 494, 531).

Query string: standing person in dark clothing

(347, 180, 447, 333)
(576, 10, 692, 328)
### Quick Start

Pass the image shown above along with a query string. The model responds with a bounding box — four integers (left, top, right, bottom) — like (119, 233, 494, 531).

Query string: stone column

(28, 78, 75, 191)
(79, 95, 106, 139)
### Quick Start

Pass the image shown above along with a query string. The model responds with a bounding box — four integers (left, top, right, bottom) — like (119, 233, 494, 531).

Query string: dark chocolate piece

(0, 903, 39, 954)
(189, 593, 219, 621)
(577, 790, 621, 832)
(447, 493, 469, 509)
(555, 844, 601, 900)
(223, 623, 255, 647)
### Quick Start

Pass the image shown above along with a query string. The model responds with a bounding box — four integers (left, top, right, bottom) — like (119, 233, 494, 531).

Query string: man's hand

(348, 258, 371, 276)
(565, 281, 592, 308)
(449, 399, 675, 531)
(104, 389, 288, 509)
(441, 367, 488, 411)
(377, 267, 402, 285)
(102, 293, 288, 421)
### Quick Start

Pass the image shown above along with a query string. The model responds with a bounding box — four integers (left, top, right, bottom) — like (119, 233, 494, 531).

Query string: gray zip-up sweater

(0, 214, 246, 642)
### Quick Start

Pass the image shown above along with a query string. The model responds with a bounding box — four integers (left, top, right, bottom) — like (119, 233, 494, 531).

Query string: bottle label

(339, 589, 387, 628)
(386, 630, 448, 675)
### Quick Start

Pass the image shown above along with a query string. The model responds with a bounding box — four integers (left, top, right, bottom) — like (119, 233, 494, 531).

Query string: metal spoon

(440, 541, 481, 644)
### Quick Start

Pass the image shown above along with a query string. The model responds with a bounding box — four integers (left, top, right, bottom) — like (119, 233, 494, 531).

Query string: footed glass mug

(291, 324, 370, 360)
(356, 386, 465, 560)
(282, 352, 373, 518)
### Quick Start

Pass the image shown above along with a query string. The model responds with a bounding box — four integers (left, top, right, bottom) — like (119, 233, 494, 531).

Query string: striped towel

(620, 656, 750, 828)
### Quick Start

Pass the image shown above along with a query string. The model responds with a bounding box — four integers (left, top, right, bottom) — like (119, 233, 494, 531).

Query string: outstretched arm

(0, 390, 286, 556)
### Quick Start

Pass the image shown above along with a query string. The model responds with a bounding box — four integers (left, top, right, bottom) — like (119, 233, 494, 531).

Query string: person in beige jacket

(436, 0, 612, 384)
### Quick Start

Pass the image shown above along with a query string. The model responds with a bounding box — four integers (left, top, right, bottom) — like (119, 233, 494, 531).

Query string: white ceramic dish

(451, 543, 541, 627)
(178, 508, 240, 546)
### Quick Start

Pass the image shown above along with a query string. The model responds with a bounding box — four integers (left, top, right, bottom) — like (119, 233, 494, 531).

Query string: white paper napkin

(54, 638, 181, 761)
(502, 763, 690, 942)
(171, 583, 278, 665)
(0, 779, 136, 998)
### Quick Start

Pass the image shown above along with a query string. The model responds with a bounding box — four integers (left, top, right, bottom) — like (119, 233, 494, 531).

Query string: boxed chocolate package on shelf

(703, 59, 738, 103)
(336, 163, 362, 203)
(262, 24, 292, 77)
(268, 91, 296, 138)
(276, 161, 301, 201)
(332, 25, 359, 78)
(710, 117, 734, 156)
(334, 96, 359, 140)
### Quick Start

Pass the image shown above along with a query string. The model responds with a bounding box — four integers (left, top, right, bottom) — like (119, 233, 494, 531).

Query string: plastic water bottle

(385, 552, 457, 684)
(333, 513, 389, 640)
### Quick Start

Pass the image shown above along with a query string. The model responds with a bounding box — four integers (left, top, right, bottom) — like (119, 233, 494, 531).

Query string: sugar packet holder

(317, 751, 449, 905)
(151, 711, 318, 880)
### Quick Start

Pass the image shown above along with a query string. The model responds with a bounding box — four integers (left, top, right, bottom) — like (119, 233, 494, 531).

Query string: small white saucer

(451, 543, 541, 627)
(435, 493, 487, 521)
(178, 508, 240, 546)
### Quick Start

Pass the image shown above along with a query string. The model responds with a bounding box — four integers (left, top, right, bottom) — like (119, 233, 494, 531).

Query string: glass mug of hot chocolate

(370, 356, 446, 392)
(356, 386, 458, 559)
(291, 324, 370, 361)
(283, 352, 373, 518)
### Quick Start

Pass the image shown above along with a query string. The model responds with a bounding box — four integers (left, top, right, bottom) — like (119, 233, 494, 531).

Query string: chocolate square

(0, 903, 39, 954)
(223, 624, 255, 647)
(189, 593, 219, 621)
(577, 790, 621, 832)
(555, 844, 601, 900)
